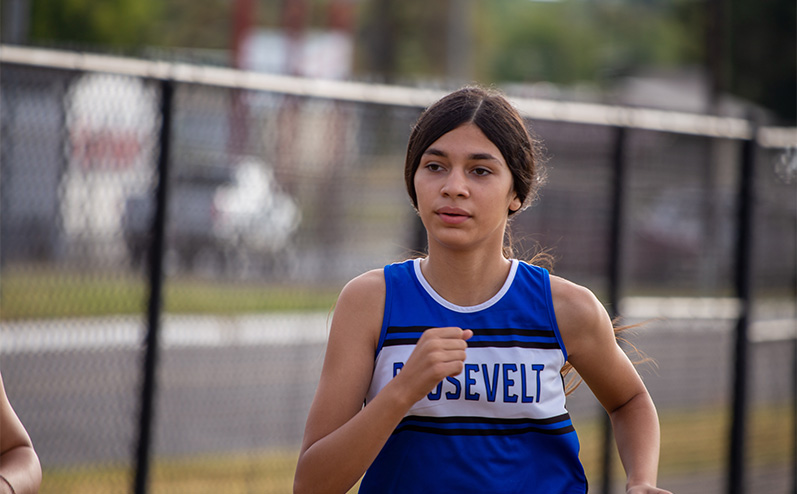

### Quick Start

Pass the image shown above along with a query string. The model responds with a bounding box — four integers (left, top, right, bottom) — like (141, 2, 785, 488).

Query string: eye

(424, 162, 444, 172)
(472, 167, 492, 177)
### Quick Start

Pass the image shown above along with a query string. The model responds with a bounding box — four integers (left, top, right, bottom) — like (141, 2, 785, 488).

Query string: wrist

(383, 373, 422, 411)
(626, 481, 658, 493)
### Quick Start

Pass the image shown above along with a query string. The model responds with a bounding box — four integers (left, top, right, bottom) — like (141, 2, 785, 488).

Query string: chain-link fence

(1, 46, 795, 494)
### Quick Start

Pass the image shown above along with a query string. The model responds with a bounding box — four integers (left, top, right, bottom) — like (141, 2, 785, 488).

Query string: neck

(420, 245, 513, 307)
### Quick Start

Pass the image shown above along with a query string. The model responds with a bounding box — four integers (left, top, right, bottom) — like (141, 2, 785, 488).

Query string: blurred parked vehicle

(630, 187, 735, 286)
(123, 157, 300, 277)
(60, 73, 157, 263)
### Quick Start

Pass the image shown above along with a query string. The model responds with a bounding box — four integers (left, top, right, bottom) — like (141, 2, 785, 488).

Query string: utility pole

(368, 0, 396, 82)
(446, 0, 473, 84)
(231, 0, 255, 70)
(1, 0, 31, 44)
(228, 0, 255, 156)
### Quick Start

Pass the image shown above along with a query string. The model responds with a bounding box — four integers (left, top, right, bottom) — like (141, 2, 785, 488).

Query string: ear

(509, 193, 522, 213)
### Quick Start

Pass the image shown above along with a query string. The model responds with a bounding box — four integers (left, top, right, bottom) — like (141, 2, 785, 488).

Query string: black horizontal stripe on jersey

(393, 413, 575, 437)
(384, 338, 561, 349)
(383, 326, 560, 349)
(385, 326, 555, 337)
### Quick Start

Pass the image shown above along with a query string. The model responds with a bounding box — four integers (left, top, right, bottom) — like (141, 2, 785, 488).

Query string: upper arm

(550, 276, 647, 414)
(299, 269, 386, 454)
(0, 373, 34, 455)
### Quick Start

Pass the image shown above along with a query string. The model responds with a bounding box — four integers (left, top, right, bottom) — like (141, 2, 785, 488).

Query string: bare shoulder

(332, 268, 386, 351)
(340, 268, 386, 299)
(548, 275, 614, 358)
(549, 275, 609, 331)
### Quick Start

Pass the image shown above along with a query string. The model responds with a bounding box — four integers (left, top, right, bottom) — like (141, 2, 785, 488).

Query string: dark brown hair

(404, 86, 545, 216)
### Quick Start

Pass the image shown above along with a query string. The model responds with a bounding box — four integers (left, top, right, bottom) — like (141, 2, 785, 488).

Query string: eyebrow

(423, 147, 500, 162)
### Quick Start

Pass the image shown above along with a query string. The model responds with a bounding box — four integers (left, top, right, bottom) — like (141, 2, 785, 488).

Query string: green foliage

(157, 0, 234, 50)
(727, 0, 796, 122)
(355, 0, 450, 81)
(480, 0, 700, 86)
(30, 0, 163, 49)
(25, 0, 795, 121)
(485, 2, 599, 83)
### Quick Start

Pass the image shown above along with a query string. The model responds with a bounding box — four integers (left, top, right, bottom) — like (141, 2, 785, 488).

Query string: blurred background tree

(357, 0, 449, 83)
(28, 0, 164, 50)
(8, 0, 794, 123)
(478, 1, 698, 87)
(724, 0, 795, 123)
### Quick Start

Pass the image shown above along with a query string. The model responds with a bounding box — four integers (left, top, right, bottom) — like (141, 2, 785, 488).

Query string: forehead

(424, 123, 505, 163)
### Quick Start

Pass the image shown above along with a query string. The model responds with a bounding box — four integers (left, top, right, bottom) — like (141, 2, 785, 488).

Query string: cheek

(413, 176, 429, 215)
(413, 174, 422, 199)
(411, 164, 423, 197)
(413, 174, 430, 209)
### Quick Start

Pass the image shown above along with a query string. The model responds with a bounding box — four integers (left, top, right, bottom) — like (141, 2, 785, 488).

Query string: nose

(440, 169, 469, 198)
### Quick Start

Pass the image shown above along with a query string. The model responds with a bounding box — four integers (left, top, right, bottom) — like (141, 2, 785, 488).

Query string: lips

(436, 206, 471, 225)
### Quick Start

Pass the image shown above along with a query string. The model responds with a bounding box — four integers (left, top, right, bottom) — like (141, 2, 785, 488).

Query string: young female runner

(294, 86, 671, 494)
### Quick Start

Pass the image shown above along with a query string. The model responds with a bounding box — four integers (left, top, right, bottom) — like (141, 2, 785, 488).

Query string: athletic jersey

(360, 258, 587, 494)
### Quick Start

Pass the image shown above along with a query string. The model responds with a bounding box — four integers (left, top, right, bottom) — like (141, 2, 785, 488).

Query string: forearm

(294, 379, 414, 494)
(0, 446, 42, 494)
(609, 391, 661, 490)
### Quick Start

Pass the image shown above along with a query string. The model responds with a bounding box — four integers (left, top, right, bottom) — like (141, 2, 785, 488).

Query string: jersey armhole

(541, 268, 569, 362)
(374, 266, 392, 360)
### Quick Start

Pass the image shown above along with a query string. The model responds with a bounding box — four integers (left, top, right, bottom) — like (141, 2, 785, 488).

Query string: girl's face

(414, 123, 521, 253)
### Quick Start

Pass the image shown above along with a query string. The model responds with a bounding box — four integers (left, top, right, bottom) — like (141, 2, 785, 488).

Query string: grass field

(0, 266, 340, 320)
(40, 405, 793, 493)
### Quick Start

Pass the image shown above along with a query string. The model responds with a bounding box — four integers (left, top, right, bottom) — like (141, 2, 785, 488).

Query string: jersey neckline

(412, 258, 519, 313)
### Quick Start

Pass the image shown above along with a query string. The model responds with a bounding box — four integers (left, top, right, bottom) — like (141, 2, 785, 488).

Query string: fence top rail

(2, 44, 795, 147)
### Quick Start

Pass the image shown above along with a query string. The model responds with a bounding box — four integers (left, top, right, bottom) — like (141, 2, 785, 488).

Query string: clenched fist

(393, 327, 473, 404)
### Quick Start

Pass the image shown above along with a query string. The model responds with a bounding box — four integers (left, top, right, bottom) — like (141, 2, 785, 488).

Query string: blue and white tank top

(360, 258, 587, 494)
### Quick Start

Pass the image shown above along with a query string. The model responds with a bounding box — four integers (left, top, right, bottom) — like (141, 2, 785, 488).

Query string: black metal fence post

(791, 164, 797, 494)
(133, 78, 174, 494)
(603, 125, 628, 493)
(792, 321, 797, 494)
(727, 132, 757, 494)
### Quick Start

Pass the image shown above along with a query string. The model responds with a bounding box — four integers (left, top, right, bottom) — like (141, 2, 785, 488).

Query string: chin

(428, 233, 486, 252)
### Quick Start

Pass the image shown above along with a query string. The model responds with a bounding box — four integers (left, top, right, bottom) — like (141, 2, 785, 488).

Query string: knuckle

(430, 362, 448, 377)
(451, 361, 465, 375)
